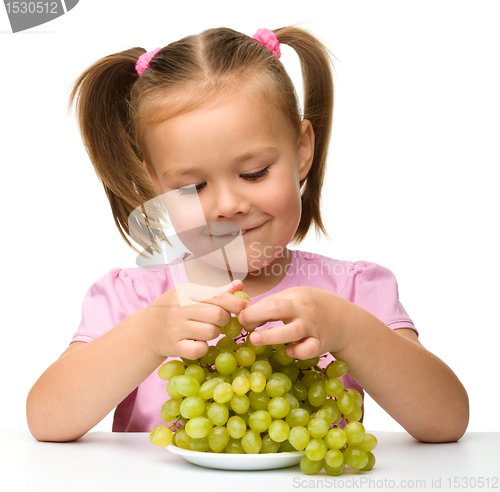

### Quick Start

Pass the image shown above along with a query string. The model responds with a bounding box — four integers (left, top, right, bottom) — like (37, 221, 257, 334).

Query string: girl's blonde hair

(69, 26, 334, 254)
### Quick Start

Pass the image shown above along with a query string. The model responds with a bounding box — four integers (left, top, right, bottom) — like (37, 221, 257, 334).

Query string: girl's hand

(142, 279, 250, 360)
(238, 287, 355, 360)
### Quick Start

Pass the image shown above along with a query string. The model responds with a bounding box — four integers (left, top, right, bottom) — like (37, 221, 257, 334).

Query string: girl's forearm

(26, 309, 166, 442)
(334, 301, 469, 443)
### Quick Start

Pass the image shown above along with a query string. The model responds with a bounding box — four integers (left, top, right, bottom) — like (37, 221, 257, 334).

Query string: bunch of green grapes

(149, 291, 377, 476)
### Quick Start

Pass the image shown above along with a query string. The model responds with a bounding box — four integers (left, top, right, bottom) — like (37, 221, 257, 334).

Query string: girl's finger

(176, 339, 210, 360)
(285, 337, 322, 361)
(181, 320, 222, 341)
(249, 321, 306, 346)
(239, 297, 295, 332)
(199, 281, 250, 316)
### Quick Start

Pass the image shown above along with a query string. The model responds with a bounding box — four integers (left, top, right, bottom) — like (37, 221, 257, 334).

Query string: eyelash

(177, 167, 270, 195)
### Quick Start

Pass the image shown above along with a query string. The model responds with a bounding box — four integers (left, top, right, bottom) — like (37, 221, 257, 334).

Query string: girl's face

(143, 91, 314, 279)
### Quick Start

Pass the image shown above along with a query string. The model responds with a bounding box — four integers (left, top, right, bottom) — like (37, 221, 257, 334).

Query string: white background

(1, 1, 499, 435)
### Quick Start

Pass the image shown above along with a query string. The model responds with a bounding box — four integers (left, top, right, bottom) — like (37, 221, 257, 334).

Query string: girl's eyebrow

(162, 146, 278, 180)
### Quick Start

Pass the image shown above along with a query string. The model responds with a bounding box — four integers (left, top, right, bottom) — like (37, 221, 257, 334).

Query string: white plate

(166, 444, 305, 470)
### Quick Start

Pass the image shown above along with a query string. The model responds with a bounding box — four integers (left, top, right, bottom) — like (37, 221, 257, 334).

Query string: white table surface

(1, 429, 499, 491)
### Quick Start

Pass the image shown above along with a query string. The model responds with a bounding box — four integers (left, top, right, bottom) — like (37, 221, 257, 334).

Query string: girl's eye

(241, 167, 270, 181)
(177, 183, 206, 195)
(176, 167, 269, 195)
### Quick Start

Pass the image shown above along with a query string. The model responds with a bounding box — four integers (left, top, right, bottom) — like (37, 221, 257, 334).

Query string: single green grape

(174, 375, 200, 397)
(275, 345, 294, 365)
(361, 451, 376, 471)
(325, 359, 348, 378)
(149, 425, 173, 447)
(267, 396, 290, 419)
(325, 378, 344, 397)
(344, 421, 365, 445)
(325, 449, 344, 468)
(248, 390, 270, 411)
(248, 410, 272, 433)
(250, 360, 272, 379)
(359, 433, 378, 452)
(207, 402, 229, 426)
(305, 438, 328, 461)
(307, 417, 329, 439)
(288, 425, 310, 450)
(184, 417, 212, 439)
(173, 429, 192, 450)
(269, 372, 292, 392)
(291, 381, 309, 401)
(184, 364, 205, 384)
(265, 378, 286, 397)
(235, 346, 256, 367)
(324, 428, 347, 449)
(158, 360, 185, 380)
(215, 352, 238, 376)
(279, 439, 296, 452)
(268, 419, 290, 442)
(300, 455, 324, 475)
(343, 445, 369, 470)
(233, 291, 251, 303)
(337, 391, 354, 415)
(223, 316, 244, 338)
(241, 430, 262, 454)
(216, 336, 238, 351)
(213, 382, 234, 403)
(230, 393, 250, 414)
(249, 371, 267, 392)
(180, 395, 206, 419)
(261, 433, 281, 453)
(208, 426, 230, 453)
(189, 436, 209, 452)
(200, 346, 220, 365)
(224, 437, 244, 454)
(286, 408, 311, 427)
(308, 381, 327, 407)
(226, 416, 247, 439)
(232, 375, 251, 395)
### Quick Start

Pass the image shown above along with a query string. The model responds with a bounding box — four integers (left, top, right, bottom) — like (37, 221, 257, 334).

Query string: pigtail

(68, 48, 160, 254)
(275, 27, 334, 243)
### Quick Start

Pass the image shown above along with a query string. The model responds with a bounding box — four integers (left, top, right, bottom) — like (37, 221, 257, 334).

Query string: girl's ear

(297, 119, 315, 181)
(144, 161, 162, 194)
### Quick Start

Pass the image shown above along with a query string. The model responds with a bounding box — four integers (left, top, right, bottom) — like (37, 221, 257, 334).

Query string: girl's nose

(212, 182, 250, 219)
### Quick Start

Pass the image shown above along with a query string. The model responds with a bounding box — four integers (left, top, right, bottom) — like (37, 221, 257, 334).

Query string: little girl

(26, 26, 468, 444)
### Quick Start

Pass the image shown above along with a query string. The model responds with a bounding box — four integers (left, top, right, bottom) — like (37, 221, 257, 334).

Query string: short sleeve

(339, 261, 418, 336)
(71, 268, 151, 344)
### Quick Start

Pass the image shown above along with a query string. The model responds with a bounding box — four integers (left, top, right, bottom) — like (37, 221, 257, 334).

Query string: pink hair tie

(252, 28, 281, 59)
(135, 47, 162, 76)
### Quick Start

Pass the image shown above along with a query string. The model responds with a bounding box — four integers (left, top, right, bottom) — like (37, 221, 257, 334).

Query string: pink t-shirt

(71, 249, 416, 432)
